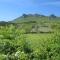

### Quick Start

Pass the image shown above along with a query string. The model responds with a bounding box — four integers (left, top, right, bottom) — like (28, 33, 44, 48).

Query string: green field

(0, 15, 60, 60)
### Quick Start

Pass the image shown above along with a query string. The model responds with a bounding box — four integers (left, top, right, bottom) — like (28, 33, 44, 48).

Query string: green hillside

(11, 14, 60, 34)
(13, 14, 60, 23)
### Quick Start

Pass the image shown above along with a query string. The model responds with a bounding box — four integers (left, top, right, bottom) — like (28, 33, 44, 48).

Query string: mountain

(0, 14, 60, 33)
(12, 14, 60, 23)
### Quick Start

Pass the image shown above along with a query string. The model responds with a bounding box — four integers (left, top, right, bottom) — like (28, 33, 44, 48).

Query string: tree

(50, 14, 56, 18)
(22, 14, 28, 18)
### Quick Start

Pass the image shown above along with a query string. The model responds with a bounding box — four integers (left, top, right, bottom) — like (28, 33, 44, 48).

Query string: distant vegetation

(0, 14, 60, 60)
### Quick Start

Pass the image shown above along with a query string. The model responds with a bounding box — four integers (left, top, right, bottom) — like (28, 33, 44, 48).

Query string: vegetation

(0, 14, 60, 60)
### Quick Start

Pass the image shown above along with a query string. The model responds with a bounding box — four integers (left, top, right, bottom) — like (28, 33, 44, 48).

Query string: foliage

(0, 19, 60, 60)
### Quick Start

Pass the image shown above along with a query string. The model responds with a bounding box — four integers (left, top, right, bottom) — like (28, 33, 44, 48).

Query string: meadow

(0, 15, 60, 60)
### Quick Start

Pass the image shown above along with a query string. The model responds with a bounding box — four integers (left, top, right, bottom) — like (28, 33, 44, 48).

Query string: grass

(25, 33, 54, 49)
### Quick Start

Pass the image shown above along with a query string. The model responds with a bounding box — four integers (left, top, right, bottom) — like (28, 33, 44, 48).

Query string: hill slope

(10, 14, 60, 34)
(13, 14, 60, 23)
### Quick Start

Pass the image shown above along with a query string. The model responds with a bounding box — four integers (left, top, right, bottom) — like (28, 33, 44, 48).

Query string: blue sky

(0, 0, 60, 21)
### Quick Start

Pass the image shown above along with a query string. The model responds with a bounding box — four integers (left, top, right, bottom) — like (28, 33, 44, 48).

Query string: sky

(0, 0, 60, 21)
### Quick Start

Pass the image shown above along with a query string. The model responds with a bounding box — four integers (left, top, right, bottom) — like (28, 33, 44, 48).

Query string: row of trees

(22, 14, 57, 18)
